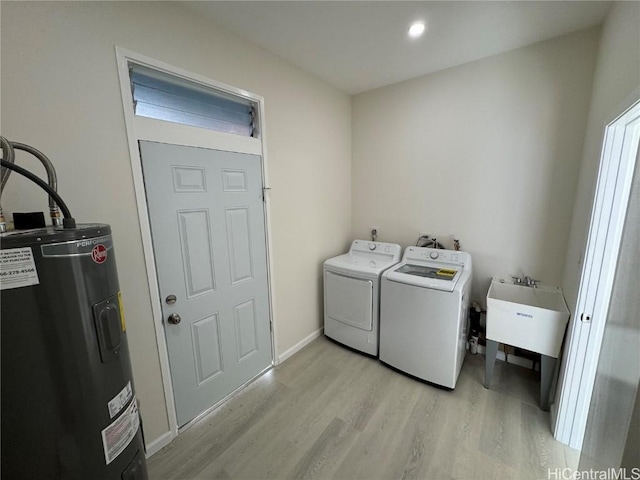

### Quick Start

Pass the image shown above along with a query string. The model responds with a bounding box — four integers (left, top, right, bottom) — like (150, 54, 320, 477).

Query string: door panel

(233, 299, 258, 360)
(225, 207, 254, 284)
(177, 209, 216, 298)
(140, 141, 272, 427)
(191, 313, 223, 385)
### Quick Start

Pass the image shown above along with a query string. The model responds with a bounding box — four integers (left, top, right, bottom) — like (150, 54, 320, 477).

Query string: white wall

(561, 1, 640, 311)
(352, 28, 600, 301)
(0, 1, 351, 444)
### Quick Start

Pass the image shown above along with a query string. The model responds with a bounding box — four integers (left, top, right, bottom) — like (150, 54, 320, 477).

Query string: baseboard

(145, 430, 173, 458)
(277, 327, 323, 364)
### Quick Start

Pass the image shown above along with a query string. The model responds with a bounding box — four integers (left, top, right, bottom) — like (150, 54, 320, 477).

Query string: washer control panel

(349, 240, 402, 261)
(403, 246, 469, 268)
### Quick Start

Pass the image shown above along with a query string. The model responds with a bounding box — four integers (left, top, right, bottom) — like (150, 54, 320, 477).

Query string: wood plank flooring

(148, 336, 578, 479)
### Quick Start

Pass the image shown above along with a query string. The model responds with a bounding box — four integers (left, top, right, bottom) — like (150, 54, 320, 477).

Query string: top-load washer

(379, 246, 472, 389)
(324, 240, 402, 357)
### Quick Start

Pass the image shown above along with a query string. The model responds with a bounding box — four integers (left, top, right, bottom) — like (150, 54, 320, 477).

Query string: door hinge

(580, 313, 591, 323)
(269, 320, 273, 331)
(262, 186, 271, 201)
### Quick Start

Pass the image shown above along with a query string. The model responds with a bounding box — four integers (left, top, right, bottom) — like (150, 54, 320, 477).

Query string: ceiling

(179, 1, 612, 95)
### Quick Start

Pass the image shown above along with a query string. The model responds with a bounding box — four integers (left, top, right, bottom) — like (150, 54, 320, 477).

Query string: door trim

(553, 98, 640, 449)
(115, 47, 278, 451)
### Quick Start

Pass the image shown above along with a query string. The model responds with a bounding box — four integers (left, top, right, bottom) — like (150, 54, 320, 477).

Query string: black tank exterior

(1, 224, 148, 479)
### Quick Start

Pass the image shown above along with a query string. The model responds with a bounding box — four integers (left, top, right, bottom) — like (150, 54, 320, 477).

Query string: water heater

(0, 138, 148, 479)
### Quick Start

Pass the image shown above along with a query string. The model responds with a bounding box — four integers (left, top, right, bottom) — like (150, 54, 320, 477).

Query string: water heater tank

(1, 224, 148, 479)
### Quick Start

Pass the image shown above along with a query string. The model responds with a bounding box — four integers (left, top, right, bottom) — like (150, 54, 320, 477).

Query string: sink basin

(486, 276, 570, 358)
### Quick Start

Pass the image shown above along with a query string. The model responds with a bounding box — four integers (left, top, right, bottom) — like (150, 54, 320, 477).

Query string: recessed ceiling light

(408, 22, 426, 38)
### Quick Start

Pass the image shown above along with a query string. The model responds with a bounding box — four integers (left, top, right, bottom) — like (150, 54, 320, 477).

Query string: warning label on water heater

(0, 247, 40, 290)
(108, 381, 133, 419)
(101, 398, 140, 465)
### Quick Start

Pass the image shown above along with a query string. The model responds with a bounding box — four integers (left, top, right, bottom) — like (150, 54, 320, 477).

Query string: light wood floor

(148, 336, 579, 480)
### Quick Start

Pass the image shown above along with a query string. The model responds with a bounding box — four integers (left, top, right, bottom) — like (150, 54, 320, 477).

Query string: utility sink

(486, 276, 570, 358)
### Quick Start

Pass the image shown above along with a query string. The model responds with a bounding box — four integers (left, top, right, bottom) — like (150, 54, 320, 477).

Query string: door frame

(115, 47, 279, 454)
(553, 98, 640, 449)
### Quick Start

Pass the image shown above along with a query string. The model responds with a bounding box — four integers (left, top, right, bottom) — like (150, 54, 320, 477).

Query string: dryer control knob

(369, 243, 377, 251)
(430, 251, 439, 259)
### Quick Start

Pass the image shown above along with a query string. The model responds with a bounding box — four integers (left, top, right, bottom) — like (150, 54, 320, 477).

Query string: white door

(140, 141, 272, 427)
(554, 101, 640, 448)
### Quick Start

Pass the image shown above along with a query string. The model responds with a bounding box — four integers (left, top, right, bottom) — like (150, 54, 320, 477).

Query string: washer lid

(323, 240, 402, 278)
(324, 253, 398, 278)
(385, 262, 461, 291)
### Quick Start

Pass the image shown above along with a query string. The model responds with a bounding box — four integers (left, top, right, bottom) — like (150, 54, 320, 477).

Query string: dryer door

(324, 271, 374, 331)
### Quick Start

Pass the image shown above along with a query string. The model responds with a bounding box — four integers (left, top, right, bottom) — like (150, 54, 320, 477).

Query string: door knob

(167, 313, 181, 325)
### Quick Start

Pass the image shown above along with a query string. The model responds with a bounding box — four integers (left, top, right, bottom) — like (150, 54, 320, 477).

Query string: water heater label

(108, 381, 133, 419)
(41, 234, 113, 258)
(101, 398, 140, 465)
(0, 247, 40, 290)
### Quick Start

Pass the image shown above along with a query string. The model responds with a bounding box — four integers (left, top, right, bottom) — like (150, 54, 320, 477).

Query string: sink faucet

(511, 275, 539, 287)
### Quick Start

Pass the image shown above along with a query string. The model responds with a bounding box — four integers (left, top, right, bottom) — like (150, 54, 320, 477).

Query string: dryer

(379, 247, 472, 389)
(324, 240, 402, 357)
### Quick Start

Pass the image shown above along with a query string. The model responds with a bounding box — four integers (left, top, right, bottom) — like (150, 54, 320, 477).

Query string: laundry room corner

(351, 27, 600, 304)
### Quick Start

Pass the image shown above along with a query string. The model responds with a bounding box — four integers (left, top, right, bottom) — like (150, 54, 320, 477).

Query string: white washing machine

(379, 246, 472, 389)
(324, 240, 402, 357)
